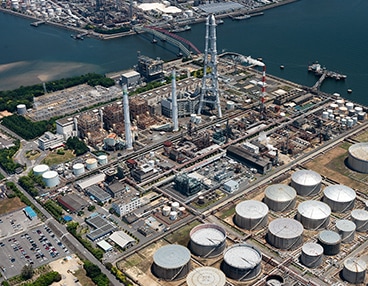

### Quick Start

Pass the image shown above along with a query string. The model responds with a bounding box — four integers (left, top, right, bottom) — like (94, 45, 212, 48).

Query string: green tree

(21, 264, 33, 280)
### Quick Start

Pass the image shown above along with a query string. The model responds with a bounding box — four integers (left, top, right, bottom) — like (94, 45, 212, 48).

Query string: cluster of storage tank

(72, 155, 108, 176)
(161, 202, 186, 221)
(33, 164, 59, 188)
(322, 100, 366, 126)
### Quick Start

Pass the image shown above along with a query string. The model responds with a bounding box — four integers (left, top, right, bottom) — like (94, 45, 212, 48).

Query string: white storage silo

(336, 99, 345, 106)
(222, 244, 262, 281)
(42, 170, 59, 187)
(318, 230, 341, 256)
(171, 201, 180, 211)
(264, 184, 297, 212)
(72, 163, 85, 176)
(297, 200, 331, 230)
(291, 169, 322, 197)
(162, 206, 171, 216)
(226, 101, 235, 110)
(98, 154, 108, 165)
(17, 104, 27, 115)
(234, 200, 268, 230)
(323, 184, 356, 212)
(346, 102, 354, 111)
(335, 219, 355, 243)
(189, 224, 226, 258)
(351, 209, 368, 232)
(186, 267, 226, 286)
(322, 111, 329, 119)
(348, 143, 368, 173)
(169, 211, 177, 221)
(33, 164, 49, 176)
(342, 257, 366, 284)
(152, 244, 191, 280)
(267, 218, 304, 250)
(300, 242, 324, 268)
(86, 158, 98, 170)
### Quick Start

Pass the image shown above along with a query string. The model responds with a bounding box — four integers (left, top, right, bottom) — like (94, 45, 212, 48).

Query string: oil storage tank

(318, 230, 341, 256)
(348, 143, 368, 173)
(42, 170, 59, 187)
(152, 244, 191, 280)
(291, 169, 322, 196)
(342, 257, 366, 284)
(323, 185, 356, 212)
(335, 219, 356, 243)
(351, 209, 368, 232)
(73, 163, 85, 176)
(297, 200, 331, 230)
(264, 184, 297, 212)
(189, 224, 226, 258)
(33, 164, 49, 176)
(86, 158, 98, 170)
(186, 267, 226, 286)
(98, 154, 108, 165)
(17, 104, 27, 115)
(234, 200, 268, 230)
(267, 218, 304, 250)
(300, 242, 324, 268)
(222, 244, 262, 281)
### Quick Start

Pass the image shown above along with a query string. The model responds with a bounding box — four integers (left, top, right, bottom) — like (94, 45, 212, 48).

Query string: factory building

(161, 91, 200, 118)
(78, 111, 101, 139)
(57, 193, 89, 213)
(103, 103, 124, 131)
(38, 131, 64, 151)
(111, 195, 147, 217)
(174, 173, 202, 196)
(227, 145, 272, 174)
(130, 97, 149, 120)
(137, 55, 164, 82)
(85, 185, 111, 204)
(56, 117, 78, 140)
(119, 70, 141, 88)
(105, 181, 125, 198)
(130, 163, 157, 183)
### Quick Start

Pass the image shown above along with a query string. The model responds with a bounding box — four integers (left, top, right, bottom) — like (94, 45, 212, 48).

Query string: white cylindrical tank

(33, 164, 49, 176)
(318, 230, 341, 256)
(342, 257, 366, 284)
(169, 211, 177, 221)
(348, 143, 368, 173)
(234, 200, 268, 230)
(354, 106, 363, 113)
(226, 101, 235, 110)
(351, 209, 368, 232)
(98, 154, 108, 165)
(189, 224, 226, 258)
(297, 200, 331, 230)
(162, 206, 171, 216)
(171, 201, 180, 211)
(264, 184, 297, 212)
(329, 103, 338, 110)
(323, 185, 356, 212)
(291, 169, 322, 197)
(184, 9, 193, 17)
(17, 104, 27, 115)
(358, 112, 366, 121)
(346, 102, 354, 110)
(85, 158, 97, 170)
(300, 242, 324, 268)
(322, 111, 329, 119)
(223, 244, 262, 281)
(335, 219, 355, 243)
(336, 99, 345, 106)
(186, 267, 226, 286)
(339, 106, 348, 114)
(152, 245, 191, 281)
(42, 170, 59, 187)
(267, 218, 304, 250)
(72, 163, 85, 176)
(190, 114, 197, 122)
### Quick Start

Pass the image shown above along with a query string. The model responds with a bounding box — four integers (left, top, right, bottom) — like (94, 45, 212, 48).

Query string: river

(1, 0, 367, 105)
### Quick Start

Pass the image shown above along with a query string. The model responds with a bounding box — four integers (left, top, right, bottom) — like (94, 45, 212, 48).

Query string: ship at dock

(230, 14, 251, 21)
(169, 25, 191, 33)
(308, 62, 347, 80)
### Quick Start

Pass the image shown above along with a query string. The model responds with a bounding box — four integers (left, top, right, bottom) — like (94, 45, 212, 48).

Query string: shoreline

(0, 0, 298, 40)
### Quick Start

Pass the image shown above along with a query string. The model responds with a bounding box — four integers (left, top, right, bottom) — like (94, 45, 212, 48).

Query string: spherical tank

(351, 209, 368, 232)
(264, 184, 297, 212)
(152, 244, 191, 280)
(267, 218, 304, 250)
(186, 267, 226, 286)
(42, 170, 59, 187)
(348, 143, 368, 173)
(17, 104, 27, 115)
(300, 242, 324, 268)
(297, 200, 331, 230)
(222, 244, 262, 281)
(342, 257, 366, 284)
(318, 230, 341, 256)
(33, 164, 49, 176)
(323, 185, 356, 212)
(234, 200, 268, 230)
(86, 158, 98, 170)
(189, 224, 226, 258)
(335, 219, 356, 243)
(72, 163, 85, 176)
(98, 154, 108, 165)
(291, 169, 322, 196)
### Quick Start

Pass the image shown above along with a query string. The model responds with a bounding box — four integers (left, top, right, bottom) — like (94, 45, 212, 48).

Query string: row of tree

(66, 137, 89, 156)
(0, 139, 22, 174)
(84, 260, 109, 286)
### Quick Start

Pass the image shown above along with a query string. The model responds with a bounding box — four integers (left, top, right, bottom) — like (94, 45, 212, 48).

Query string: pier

(309, 62, 347, 91)
(30, 20, 45, 27)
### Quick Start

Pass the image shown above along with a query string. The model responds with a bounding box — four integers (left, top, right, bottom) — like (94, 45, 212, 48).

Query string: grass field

(165, 220, 201, 246)
(42, 149, 75, 166)
(0, 197, 25, 215)
(74, 268, 95, 286)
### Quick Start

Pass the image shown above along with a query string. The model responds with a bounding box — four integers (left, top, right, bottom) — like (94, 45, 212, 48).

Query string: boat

(216, 19, 224, 25)
(231, 14, 251, 21)
(152, 38, 158, 43)
(280, 65, 285, 69)
(169, 25, 191, 33)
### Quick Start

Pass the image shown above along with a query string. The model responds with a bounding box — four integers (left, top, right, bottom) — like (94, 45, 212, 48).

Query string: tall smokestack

(171, 69, 179, 132)
(123, 85, 133, 150)
(73, 117, 78, 137)
(261, 65, 266, 107)
(99, 108, 104, 129)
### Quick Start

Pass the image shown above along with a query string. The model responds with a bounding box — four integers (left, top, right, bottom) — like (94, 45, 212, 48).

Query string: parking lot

(0, 215, 69, 279)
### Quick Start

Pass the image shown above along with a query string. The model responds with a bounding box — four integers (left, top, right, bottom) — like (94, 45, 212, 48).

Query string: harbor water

(0, 0, 367, 105)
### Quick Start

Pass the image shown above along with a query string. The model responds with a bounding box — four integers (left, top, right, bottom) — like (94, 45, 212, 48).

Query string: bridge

(133, 25, 201, 58)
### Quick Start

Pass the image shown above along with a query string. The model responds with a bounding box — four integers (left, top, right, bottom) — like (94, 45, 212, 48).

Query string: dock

(30, 20, 45, 27)
(309, 62, 347, 90)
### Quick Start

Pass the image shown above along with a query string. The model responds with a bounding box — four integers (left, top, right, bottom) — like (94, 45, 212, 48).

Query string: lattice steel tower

(197, 14, 222, 118)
